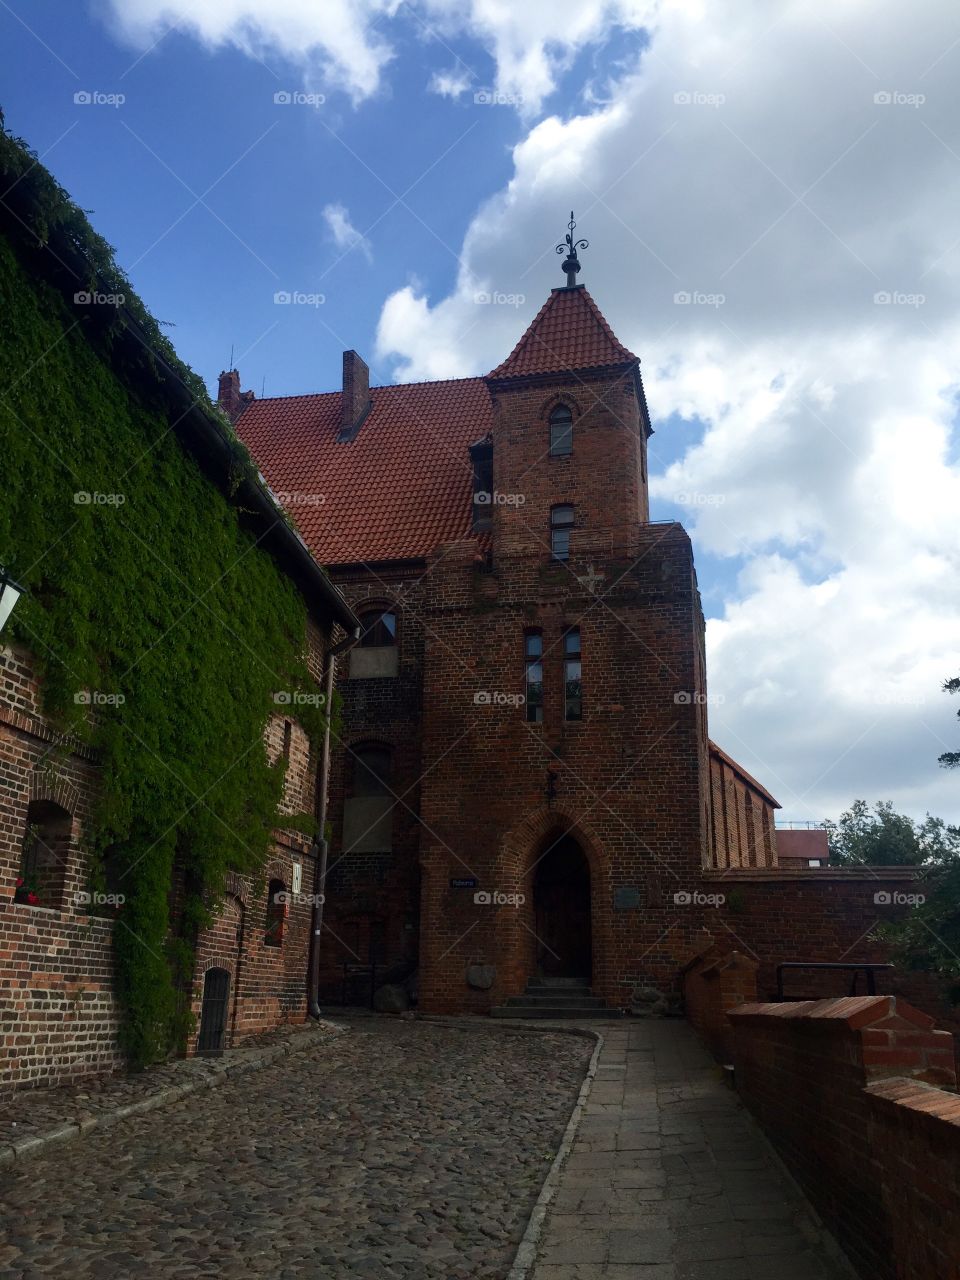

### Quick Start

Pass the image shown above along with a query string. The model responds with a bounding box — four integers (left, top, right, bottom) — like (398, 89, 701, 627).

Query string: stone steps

(490, 977, 619, 1019)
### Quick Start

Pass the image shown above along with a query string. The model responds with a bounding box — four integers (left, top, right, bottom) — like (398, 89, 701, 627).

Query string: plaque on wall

(613, 886, 640, 910)
(450, 877, 479, 889)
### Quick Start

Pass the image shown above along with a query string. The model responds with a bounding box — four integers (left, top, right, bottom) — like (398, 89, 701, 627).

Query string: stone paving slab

(0, 1017, 593, 1278)
(529, 1020, 856, 1280)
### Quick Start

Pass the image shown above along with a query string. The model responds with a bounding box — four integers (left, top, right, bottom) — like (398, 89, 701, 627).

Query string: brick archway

(496, 807, 608, 999)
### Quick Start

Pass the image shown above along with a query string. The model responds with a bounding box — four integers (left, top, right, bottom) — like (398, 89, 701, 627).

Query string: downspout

(308, 623, 360, 1017)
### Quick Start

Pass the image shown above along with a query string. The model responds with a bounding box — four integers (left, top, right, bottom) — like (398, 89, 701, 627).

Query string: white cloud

(373, 0, 960, 822)
(102, 0, 399, 103)
(322, 202, 373, 263)
(428, 67, 474, 99)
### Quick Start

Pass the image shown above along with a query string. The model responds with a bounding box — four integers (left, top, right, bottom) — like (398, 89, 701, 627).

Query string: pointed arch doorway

(533, 836, 592, 980)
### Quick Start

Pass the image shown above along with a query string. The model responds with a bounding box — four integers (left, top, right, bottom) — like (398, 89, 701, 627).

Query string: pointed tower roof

(487, 285, 638, 382)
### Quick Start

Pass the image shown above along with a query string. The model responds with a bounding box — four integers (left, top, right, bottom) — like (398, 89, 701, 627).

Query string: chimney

(218, 369, 241, 423)
(340, 350, 371, 440)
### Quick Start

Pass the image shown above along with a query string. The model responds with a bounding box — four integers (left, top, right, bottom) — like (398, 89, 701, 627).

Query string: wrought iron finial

(556, 210, 588, 287)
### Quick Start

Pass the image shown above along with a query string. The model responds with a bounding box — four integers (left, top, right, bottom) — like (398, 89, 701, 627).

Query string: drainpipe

(308, 623, 360, 1017)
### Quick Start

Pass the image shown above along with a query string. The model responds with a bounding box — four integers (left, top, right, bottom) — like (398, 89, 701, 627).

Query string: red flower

(15, 878, 23, 887)
(26, 892, 38, 905)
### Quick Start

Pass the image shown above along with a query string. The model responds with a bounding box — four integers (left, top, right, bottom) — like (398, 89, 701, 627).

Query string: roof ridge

(237, 374, 488, 406)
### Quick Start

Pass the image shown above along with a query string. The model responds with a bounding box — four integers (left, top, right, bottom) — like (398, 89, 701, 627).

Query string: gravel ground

(0, 1018, 592, 1279)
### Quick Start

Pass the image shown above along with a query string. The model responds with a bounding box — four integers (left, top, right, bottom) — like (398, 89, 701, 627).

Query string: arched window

(351, 609, 399, 678)
(549, 404, 573, 456)
(15, 799, 72, 908)
(550, 505, 574, 561)
(264, 878, 287, 947)
(343, 745, 394, 853)
(359, 610, 396, 647)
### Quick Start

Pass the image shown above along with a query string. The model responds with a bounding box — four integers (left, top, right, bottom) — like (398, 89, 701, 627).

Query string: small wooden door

(197, 967, 230, 1055)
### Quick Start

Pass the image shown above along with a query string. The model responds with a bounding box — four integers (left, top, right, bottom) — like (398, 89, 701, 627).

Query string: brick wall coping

(865, 1077, 960, 1123)
(702, 866, 919, 882)
(729, 995, 936, 1030)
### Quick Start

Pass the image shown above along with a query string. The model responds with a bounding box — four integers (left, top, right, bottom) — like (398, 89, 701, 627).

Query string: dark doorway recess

(197, 967, 230, 1055)
(533, 837, 591, 980)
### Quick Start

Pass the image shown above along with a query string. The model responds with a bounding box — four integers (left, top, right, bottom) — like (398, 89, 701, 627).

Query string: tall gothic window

(550, 505, 574, 561)
(549, 404, 573, 456)
(564, 628, 582, 722)
(525, 632, 543, 723)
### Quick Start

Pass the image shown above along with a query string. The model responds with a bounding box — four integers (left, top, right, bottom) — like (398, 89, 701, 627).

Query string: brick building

(0, 134, 360, 1094)
(232, 249, 792, 1017)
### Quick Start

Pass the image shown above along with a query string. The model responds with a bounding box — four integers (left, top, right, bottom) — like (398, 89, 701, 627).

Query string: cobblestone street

(0, 1019, 592, 1279)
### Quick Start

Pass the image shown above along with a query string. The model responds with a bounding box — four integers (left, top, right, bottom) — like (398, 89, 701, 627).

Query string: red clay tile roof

(235, 285, 638, 567)
(487, 285, 637, 380)
(235, 378, 492, 566)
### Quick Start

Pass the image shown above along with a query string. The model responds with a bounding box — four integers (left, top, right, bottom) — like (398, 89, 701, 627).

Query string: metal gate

(197, 967, 230, 1055)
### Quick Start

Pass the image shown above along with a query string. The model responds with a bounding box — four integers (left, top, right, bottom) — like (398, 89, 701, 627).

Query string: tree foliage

(939, 676, 960, 770)
(825, 799, 960, 867)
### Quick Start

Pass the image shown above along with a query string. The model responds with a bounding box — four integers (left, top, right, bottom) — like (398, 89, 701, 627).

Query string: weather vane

(556, 211, 588, 287)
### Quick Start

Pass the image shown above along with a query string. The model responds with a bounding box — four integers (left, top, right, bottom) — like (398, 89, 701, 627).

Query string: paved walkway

(531, 1019, 852, 1280)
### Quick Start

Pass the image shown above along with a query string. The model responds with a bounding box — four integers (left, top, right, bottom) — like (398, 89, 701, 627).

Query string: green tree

(939, 676, 960, 769)
(824, 800, 960, 867)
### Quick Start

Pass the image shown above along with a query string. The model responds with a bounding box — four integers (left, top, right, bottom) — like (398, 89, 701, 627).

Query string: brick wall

(729, 995, 960, 1280)
(682, 944, 758, 1060)
(2, 622, 332, 1089)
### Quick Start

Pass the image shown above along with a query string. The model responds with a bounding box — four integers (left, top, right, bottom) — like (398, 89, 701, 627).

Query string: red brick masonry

(729, 996, 960, 1280)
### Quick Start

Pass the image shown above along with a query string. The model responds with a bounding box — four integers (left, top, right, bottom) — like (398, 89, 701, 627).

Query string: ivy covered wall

(0, 126, 327, 1067)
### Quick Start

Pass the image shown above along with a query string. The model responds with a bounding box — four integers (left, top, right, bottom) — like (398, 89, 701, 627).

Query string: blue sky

(3, 1, 959, 823)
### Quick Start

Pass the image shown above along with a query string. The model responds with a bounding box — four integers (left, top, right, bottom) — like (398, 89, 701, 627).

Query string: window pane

(525, 633, 542, 658)
(564, 629, 580, 655)
(551, 505, 574, 526)
(360, 611, 396, 647)
(551, 527, 571, 560)
(550, 421, 572, 456)
(526, 676, 543, 722)
(565, 659, 582, 721)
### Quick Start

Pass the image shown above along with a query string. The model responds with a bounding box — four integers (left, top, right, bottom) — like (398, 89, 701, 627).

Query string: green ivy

(0, 126, 329, 1068)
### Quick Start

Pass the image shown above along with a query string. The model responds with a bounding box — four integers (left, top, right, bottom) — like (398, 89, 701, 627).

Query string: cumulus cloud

(373, 0, 960, 821)
(101, 0, 399, 102)
(322, 203, 373, 263)
(428, 67, 474, 99)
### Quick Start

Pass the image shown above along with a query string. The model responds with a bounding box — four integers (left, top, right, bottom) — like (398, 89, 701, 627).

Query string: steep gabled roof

(235, 378, 493, 567)
(709, 740, 781, 809)
(487, 285, 638, 380)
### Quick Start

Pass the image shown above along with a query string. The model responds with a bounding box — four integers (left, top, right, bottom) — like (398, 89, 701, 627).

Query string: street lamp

(0, 567, 24, 635)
